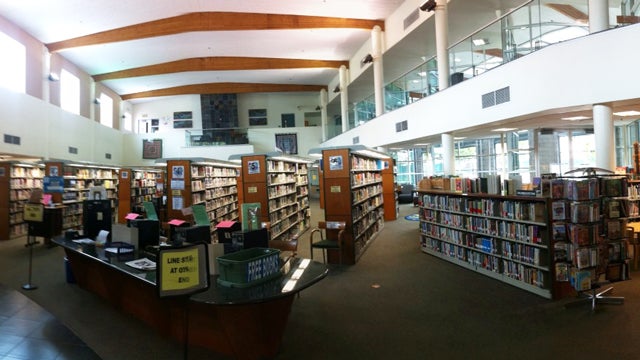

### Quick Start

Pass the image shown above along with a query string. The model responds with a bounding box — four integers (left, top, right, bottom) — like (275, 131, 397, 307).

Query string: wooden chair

(309, 221, 346, 264)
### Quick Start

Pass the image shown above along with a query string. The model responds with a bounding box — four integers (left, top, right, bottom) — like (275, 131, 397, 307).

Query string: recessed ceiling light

(414, 143, 430, 146)
(454, 136, 466, 140)
(492, 127, 518, 132)
(614, 110, 640, 117)
(561, 115, 590, 121)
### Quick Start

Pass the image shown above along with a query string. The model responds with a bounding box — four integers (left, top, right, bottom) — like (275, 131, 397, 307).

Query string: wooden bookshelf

(0, 163, 45, 240)
(239, 154, 311, 242)
(418, 190, 554, 298)
(321, 147, 393, 265)
(117, 168, 164, 223)
(165, 158, 240, 236)
(45, 162, 119, 231)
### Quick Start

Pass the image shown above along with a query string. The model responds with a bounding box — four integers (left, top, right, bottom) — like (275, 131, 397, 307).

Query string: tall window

(99, 93, 113, 128)
(60, 69, 80, 115)
(0, 32, 26, 93)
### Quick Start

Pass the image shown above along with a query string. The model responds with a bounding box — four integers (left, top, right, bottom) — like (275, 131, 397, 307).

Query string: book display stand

(556, 169, 629, 309)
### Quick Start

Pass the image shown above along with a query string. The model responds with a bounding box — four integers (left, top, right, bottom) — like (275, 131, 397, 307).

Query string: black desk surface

(53, 237, 328, 305)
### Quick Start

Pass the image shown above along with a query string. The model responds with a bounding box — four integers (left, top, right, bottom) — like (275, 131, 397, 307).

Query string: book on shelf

(555, 262, 570, 282)
(554, 242, 571, 261)
(552, 201, 567, 221)
(572, 269, 592, 291)
(601, 176, 628, 197)
(552, 222, 567, 242)
(551, 179, 565, 199)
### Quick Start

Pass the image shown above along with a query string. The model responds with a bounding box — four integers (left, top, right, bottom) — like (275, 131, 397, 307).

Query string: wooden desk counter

(53, 237, 328, 359)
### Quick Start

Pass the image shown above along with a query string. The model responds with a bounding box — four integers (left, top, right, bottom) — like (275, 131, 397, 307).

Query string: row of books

(423, 175, 505, 195)
(547, 176, 628, 200)
(423, 194, 546, 223)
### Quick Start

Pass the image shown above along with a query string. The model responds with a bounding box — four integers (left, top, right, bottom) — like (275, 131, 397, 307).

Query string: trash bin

(64, 257, 75, 284)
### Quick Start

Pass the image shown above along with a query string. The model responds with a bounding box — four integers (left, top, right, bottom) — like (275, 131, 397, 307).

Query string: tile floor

(0, 284, 100, 360)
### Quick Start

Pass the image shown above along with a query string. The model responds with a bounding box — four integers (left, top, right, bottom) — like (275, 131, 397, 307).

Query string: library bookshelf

(239, 153, 311, 243)
(0, 162, 44, 240)
(117, 168, 165, 223)
(44, 161, 119, 231)
(417, 189, 554, 298)
(319, 146, 395, 265)
(165, 158, 240, 236)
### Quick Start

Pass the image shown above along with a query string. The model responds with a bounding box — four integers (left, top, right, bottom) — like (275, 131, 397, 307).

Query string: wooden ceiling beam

(93, 57, 348, 81)
(545, 3, 588, 23)
(47, 12, 384, 52)
(121, 82, 327, 100)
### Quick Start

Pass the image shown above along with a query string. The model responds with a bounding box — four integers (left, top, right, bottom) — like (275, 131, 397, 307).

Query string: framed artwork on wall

(275, 133, 298, 155)
(249, 109, 267, 126)
(143, 139, 163, 159)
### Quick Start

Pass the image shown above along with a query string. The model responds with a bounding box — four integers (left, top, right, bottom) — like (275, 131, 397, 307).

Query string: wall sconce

(333, 85, 340, 93)
(93, 98, 101, 105)
(361, 54, 374, 65)
(48, 73, 60, 81)
(419, 0, 437, 12)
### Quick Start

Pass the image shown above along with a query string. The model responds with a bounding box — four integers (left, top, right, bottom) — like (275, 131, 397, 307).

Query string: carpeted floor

(2, 200, 640, 359)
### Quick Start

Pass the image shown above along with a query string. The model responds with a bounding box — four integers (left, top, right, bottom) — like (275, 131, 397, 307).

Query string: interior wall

(322, 24, 640, 149)
(248, 127, 323, 157)
(237, 92, 321, 128)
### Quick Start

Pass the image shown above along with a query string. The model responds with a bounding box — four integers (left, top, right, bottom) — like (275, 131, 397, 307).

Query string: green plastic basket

(216, 247, 281, 288)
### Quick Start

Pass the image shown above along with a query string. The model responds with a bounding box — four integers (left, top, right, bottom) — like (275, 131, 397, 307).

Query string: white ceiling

(0, 0, 637, 150)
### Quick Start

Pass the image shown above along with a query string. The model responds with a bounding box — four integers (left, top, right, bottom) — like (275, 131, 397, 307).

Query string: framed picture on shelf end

(142, 139, 163, 159)
(275, 133, 298, 155)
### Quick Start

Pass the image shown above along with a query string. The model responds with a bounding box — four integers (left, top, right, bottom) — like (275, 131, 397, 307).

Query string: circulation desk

(53, 237, 328, 359)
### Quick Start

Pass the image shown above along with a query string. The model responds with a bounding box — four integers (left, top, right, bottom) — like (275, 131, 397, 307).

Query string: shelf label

(43, 176, 64, 193)
(171, 190, 181, 196)
(248, 186, 258, 193)
(330, 185, 341, 193)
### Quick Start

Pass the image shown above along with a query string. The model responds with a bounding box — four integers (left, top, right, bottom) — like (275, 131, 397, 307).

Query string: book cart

(418, 188, 553, 298)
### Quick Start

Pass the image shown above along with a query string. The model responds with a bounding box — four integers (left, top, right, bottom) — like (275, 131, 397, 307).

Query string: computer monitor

(174, 225, 211, 245)
(83, 199, 112, 242)
(130, 219, 160, 251)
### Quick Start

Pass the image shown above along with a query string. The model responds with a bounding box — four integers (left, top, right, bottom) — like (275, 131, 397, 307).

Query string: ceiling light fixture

(48, 73, 59, 81)
(333, 85, 340, 93)
(419, 0, 437, 12)
(561, 115, 590, 121)
(492, 127, 518, 132)
(472, 38, 489, 46)
(614, 110, 640, 117)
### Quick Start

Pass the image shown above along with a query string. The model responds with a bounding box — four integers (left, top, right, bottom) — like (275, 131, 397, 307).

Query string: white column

(435, 0, 450, 91)
(43, 46, 51, 160)
(441, 133, 455, 176)
(320, 88, 328, 142)
(593, 103, 615, 171)
(371, 25, 385, 116)
(339, 65, 349, 133)
(589, 0, 609, 33)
